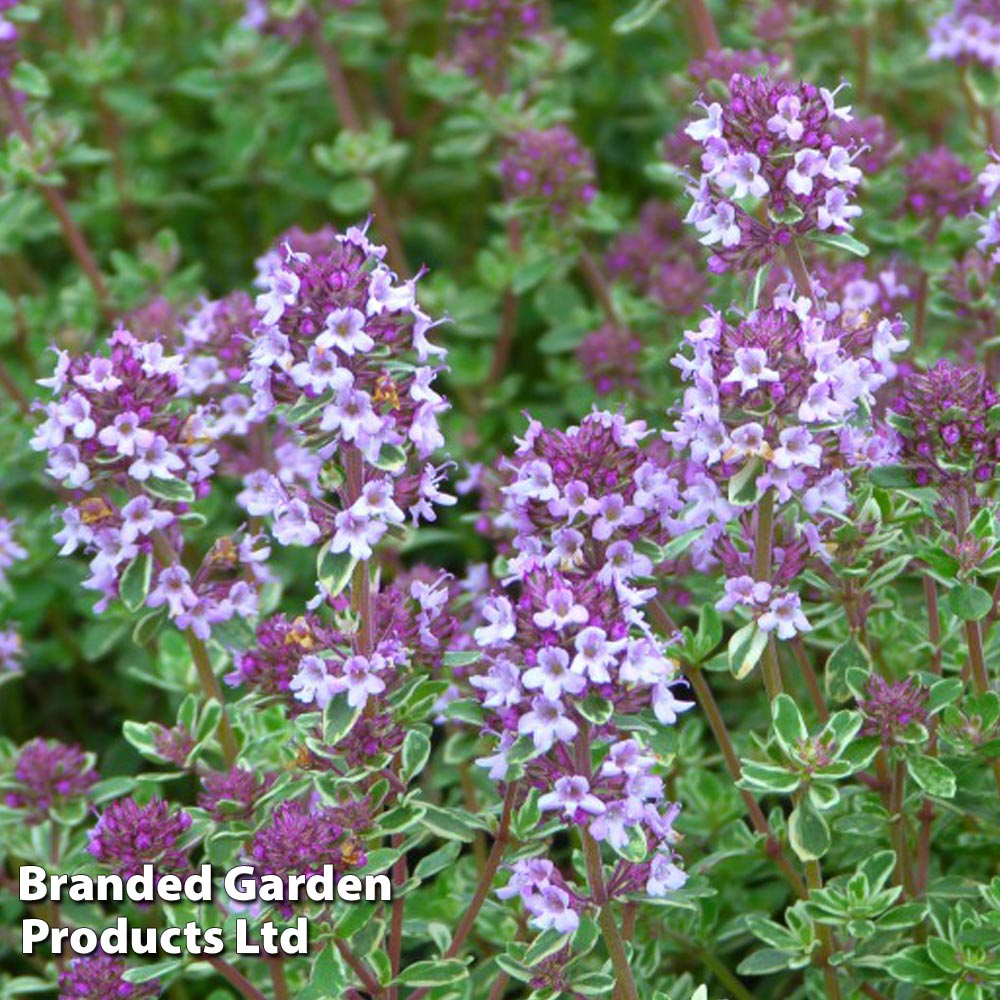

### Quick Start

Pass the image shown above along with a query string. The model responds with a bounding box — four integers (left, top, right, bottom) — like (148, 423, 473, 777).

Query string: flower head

(4, 739, 98, 825)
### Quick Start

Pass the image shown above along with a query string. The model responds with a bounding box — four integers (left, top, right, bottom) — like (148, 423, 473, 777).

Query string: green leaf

(122, 719, 158, 757)
(412, 841, 462, 881)
(728, 457, 764, 507)
(523, 929, 569, 966)
(317, 542, 358, 599)
(908, 754, 956, 799)
(738, 760, 801, 794)
(11, 61, 50, 99)
(728, 622, 768, 680)
(808, 230, 869, 257)
(145, 476, 196, 503)
(746, 264, 771, 313)
(612, 0, 669, 33)
(578, 694, 613, 724)
(826, 635, 871, 703)
(119, 553, 153, 613)
(400, 730, 431, 784)
(442, 698, 484, 726)
(771, 694, 807, 756)
(788, 796, 830, 861)
(883, 946, 948, 986)
(868, 465, 915, 489)
(329, 177, 376, 214)
(133, 607, 167, 645)
(874, 902, 927, 931)
(394, 959, 469, 987)
(947, 584, 993, 622)
(419, 802, 478, 842)
(695, 603, 722, 658)
(122, 959, 183, 984)
(442, 650, 480, 668)
(324, 694, 361, 745)
(371, 443, 407, 472)
(737, 948, 796, 975)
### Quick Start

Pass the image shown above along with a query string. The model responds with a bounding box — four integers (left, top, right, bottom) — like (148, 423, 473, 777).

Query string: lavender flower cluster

(684, 74, 861, 272)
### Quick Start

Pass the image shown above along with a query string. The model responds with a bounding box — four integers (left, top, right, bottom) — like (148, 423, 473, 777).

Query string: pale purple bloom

(522, 647, 586, 701)
(570, 626, 625, 683)
(329, 654, 387, 709)
(318, 307, 374, 356)
(255, 268, 300, 326)
(758, 592, 812, 639)
(532, 585, 589, 631)
(518, 695, 578, 752)
(538, 775, 606, 819)
(330, 509, 387, 560)
(722, 348, 780, 394)
(273, 499, 322, 547)
(148, 565, 197, 617)
(120, 496, 174, 543)
(647, 853, 688, 896)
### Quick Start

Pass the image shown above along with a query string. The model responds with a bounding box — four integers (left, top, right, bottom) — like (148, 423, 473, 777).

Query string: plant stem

(335, 938, 384, 997)
(407, 783, 518, 1000)
(0, 79, 110, 312)
(790, 636, 829, 722)
(686, 0, 721, 55)
(185, 631, 239, 767)
(344, 447, 374, 656)
(488, 219, 522, 387)
(889, 759, 916, 897)
(487, 971, 510, 1000)
(755, 489, 784, 699)
(580, 828, 640, 1000)
(578, 249, 618, 324)
(387, 834, 406, 1000)
(923, 575, 942, 674)
(684, 666, 808, 898)
(268, 960, 290, 1000)
(310, 28, 410, 274)
(148, 528, 238, 767)
(803, 859, 842, 1000)
(783, 240, 813, 300)
(205, 957, 268, 1000)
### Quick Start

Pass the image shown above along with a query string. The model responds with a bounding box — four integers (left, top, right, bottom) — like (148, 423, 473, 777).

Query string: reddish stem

(0, 80, 110, 311)
(407, 783, 519, 1000)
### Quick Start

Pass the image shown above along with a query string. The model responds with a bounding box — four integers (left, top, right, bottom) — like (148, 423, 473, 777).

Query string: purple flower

(902, 147, 985, 221)
(58, 952, 159, 999)
(0, 628, 22, 674)
(757, 592, 812, 639)
(646, 852, 689, 896)
(888, 360, 1000, 488)
(500, 126, 597, 220)
(198, 766, 276, 822)
(928, 1, 1000, 69)
(859, 675, 929, 748)
(576, 324, 644, 397)
(249, 799, 367, 917)
(4, 740, 98, 825)
(0, 517, 27, 588)
(329, 654, 389, 709)
(517, 694, 578, 751)
(681, 75, 860, 273)
(88, 797, 192, 880)
(330, 509, 387, 560)
(539, 775, 606, 820)
(522, 646, 586, 700)
(446, 0, 546, 89)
